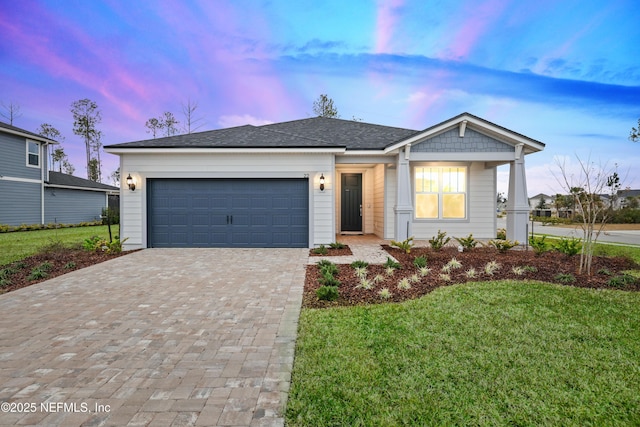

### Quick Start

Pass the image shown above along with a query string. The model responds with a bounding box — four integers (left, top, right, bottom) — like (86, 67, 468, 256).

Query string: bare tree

(181, 98, 204, 134)
(0, 100, 23, 125)
(553, 156, 622, 275)
(313, 94, 340, 118)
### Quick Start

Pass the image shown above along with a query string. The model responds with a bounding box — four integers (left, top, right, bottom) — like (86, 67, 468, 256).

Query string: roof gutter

(104, 147, 347, 155)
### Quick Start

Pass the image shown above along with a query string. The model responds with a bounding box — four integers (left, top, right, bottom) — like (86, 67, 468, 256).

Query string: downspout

(41, 142, 46, 225)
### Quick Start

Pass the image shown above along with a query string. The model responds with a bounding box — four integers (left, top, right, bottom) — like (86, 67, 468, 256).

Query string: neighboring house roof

(0, 121, 58, 145)
(619, 189, 640, 198)
(46, 171, 119, 192)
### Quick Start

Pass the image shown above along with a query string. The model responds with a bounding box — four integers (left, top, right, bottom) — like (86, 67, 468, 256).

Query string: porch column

(395, 145, 413, 240)
(506, 144, 529, 243)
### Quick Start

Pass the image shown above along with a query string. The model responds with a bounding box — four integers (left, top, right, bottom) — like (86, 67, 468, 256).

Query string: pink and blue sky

(1, 0, 638, 195)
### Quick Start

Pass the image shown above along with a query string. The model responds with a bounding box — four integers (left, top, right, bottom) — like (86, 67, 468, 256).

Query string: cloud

(217, 114, 274, 128)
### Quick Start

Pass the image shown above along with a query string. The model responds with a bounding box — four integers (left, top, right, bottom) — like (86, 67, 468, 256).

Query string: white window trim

(413, 164, 469, 221)
(26, 140, 40, 168)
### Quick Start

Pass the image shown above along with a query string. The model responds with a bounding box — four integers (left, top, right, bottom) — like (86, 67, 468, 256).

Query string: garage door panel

(148, 178, 308, 248)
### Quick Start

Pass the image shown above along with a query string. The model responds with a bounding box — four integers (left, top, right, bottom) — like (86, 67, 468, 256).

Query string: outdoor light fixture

(319, 174, 325, 191)
(126, 174, 136, 191)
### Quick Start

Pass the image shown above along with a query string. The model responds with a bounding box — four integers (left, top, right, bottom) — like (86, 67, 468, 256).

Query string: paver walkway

(0, 248, 307, 427)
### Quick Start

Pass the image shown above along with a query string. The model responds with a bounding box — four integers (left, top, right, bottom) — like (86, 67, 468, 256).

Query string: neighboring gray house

(0, 121, 118, 227)
(105, 113, 545, 250)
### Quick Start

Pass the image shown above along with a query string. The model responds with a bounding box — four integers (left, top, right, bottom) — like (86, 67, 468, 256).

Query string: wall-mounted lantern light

(126, 174, 136, 191)
(319, 173, 325, 192)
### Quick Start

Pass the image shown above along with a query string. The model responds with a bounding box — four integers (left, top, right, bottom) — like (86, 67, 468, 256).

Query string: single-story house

(0, 121, 118, 226)
(104, 112, 545, 250)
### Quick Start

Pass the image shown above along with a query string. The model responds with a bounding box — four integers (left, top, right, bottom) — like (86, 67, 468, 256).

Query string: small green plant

(385, 266, 396, 276)
(484, 261, 501, 275)
(329, 242, 346, 249)
(378, 288, 392, 299)
(454, 234, 477, 251)
(512, 266, 526, 276)
(353, 267, 368, 279)
(418, 266, 431, 277)
(529, 235, 549, 256)
(318, 262, 338, 277)
(554, 237, 582, 256)
(413, 256, 427, 269)
(373, 274, 385, 284)
(446, 257, 462, 270)
(39, 261, 53, 271)
(439, 273, 451, 282)
(316, 285, 339, 301)
(607, 274, 636, 288)
(397, 278, 412, 290)
(319, 273, 341, 287)
(429, 230, 451, 251)
(597, 268, 612, 276)
(64, 261, 76, 270)
(357, 278, 373, 290)
(522, 265, 538, 273)
(351, 260, 369, 269)
(313, 245, 329, 255)
(465, 268, 477, 279)
(83, 236, 102, 251)
(390, 237, 414, 254)
(496, 228, 507, 240)
(555, 273, 576, 284)
(27, 268, 48, 281)
(383, 257, 401, 270)
(489, 239, 519, 253)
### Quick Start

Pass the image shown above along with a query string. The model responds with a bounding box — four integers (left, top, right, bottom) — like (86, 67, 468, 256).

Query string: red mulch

(0, 248, 133, 295)
(303, 246, 640, 308)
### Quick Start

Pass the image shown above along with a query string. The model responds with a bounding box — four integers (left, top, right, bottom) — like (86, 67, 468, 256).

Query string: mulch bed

(0, 249, 133, 295)
(303, 245, 640, 308)
(309, 245, 353, 257)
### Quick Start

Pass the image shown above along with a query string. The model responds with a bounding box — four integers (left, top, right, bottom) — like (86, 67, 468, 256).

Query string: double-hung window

(415, 166, 467, 219)
(27, 140, 40, 167)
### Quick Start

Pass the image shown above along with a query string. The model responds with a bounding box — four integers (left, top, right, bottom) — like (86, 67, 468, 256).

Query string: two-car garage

(147, 178, 309, 248)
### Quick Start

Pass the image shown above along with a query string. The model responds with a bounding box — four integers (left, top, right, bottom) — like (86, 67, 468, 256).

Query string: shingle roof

(47, 171, 119, 191)
(104, 117, 420, 150)
(0, 121, 57, 144)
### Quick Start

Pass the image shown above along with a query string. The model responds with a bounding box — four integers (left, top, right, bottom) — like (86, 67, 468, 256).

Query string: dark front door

(341, 173, 362, 232)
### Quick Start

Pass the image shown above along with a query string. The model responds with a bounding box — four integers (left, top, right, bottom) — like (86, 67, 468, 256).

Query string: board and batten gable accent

(119, 151, 334, 249)
(411, 127, 515, 153)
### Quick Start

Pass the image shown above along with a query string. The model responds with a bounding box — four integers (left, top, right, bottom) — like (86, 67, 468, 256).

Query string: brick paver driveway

(0, 248, 307, 426)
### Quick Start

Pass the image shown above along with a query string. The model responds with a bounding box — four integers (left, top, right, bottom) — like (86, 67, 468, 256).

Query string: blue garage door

(148, 178, 309, 248)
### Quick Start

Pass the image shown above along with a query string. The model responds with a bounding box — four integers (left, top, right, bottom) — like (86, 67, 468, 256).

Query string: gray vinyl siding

(44, 188, 107, 224)
(0, 133, 42, 180)
(0, 180, 42, 226)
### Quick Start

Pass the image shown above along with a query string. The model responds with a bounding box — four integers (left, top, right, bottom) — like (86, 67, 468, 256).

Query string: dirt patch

(303, 246, 640, 308)
(0, 248, 134, 295)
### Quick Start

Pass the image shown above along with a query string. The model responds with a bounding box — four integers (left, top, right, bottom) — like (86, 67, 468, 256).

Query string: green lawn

(287, 281, 640, 426)
(0, 225, 120, 265)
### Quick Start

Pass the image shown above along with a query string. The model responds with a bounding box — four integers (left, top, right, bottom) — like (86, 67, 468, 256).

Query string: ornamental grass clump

(397, 278, 411, 290)
(378, 288, 392, 299)
(484, 260, 501, 276)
